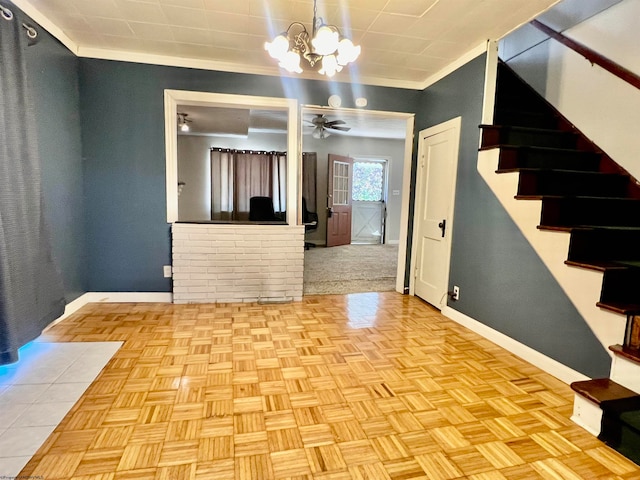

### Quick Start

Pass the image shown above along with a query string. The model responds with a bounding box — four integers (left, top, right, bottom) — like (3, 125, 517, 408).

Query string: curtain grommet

(22, 23, 38, 39)
(1, 6, 13, 21)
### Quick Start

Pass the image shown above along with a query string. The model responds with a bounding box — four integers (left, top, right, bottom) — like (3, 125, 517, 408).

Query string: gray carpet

(303, 244, 399, 295)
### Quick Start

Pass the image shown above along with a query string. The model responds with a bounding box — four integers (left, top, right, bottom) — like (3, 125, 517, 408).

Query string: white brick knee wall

(172, 223, 305, 303)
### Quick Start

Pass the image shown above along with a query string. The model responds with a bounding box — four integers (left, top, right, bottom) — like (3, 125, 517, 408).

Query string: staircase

(479, 61, 640, 465)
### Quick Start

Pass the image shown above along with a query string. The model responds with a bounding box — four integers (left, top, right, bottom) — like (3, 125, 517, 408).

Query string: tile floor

(0, 341, 121, 477)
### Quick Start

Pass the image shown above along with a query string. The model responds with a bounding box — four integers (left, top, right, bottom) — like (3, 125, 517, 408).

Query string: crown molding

(10, 0, 78, 55)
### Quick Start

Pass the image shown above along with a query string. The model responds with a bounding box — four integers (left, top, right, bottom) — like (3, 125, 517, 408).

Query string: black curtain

(302, 152, 317, 212)
(0, 4, 65, 365)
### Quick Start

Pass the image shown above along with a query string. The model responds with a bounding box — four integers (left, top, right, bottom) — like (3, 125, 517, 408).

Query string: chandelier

(264, 0, 361, 77)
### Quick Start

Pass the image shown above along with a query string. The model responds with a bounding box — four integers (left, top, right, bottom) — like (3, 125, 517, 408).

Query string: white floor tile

(0, 403, 29, 428)
(11, 366, 66, 385)
(56, 363, 105, 384)
(0, 426, 55, 457)
(0, 383, 50, 404)
(0, 366, 21, 386)
(11, 401, 76, 428)
(0, 455, 32, 477)
(0, 341, 121, 470)
(37, 382, 91, 403)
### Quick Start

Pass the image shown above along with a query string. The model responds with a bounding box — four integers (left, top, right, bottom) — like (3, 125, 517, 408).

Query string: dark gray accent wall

(22, 10, 86, 302)
(414, 55, 610, 378)
(78, 60, 420, 291)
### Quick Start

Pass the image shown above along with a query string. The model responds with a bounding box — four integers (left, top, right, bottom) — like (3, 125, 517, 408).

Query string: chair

(249, 196, 281, 222)
(302, 197, 318, 250)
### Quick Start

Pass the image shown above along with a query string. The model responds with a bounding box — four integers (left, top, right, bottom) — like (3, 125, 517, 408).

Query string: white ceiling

(177, 105, 409, 139)
(13, 0, 562, 89)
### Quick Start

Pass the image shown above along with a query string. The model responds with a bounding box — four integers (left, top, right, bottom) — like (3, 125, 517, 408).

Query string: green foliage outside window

(352, 162, 384, 201)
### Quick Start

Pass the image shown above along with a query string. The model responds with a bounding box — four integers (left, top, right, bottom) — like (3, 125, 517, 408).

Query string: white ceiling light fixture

(177, 113, 191, 132)
(264, 0, 361, 78)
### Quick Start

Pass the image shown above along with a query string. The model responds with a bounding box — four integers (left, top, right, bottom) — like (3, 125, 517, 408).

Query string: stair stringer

(477, 148, 627, 370)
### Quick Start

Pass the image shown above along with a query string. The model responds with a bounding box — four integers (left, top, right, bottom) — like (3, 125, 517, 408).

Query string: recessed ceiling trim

(11, 0, 79, 55)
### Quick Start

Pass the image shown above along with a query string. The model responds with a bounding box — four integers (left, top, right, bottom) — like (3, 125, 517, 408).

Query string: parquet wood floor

(19, 292, 640, 479)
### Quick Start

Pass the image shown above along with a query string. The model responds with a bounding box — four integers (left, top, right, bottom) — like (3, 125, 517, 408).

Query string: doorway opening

(351, 157, 388, 245)
(300, 105, 414, 296)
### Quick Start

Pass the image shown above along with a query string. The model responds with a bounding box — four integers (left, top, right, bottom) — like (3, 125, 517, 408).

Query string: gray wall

(22, 8, 86, 302)
(414, 55, 610, 378)
(78, 59, 421, 291)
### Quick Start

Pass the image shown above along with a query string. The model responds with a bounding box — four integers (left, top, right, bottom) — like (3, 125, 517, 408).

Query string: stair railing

(530, 20, 640, 91)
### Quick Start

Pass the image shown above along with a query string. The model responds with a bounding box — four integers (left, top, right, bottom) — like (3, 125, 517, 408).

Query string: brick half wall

(172, 223, 305, 303)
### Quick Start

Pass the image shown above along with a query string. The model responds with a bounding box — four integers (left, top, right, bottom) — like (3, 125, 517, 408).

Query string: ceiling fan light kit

(308, 114, 351, 139)
(177, 113, 191, 132)
(264, 0, 361, 77)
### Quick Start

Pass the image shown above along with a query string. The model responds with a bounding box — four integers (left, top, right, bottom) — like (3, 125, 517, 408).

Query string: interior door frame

(409, 116, 461, 298)
(301, 105, 415, 293)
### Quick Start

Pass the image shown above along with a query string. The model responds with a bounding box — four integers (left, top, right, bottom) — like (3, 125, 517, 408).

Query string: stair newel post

(624, 313, 640, 351)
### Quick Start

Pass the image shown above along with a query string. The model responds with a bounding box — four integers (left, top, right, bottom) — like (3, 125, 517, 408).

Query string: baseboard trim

(442, 306, 590, 385)
(45, 292, 173, 331)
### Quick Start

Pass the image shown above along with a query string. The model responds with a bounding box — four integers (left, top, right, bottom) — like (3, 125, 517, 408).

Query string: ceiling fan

(306, 114, 351, 139)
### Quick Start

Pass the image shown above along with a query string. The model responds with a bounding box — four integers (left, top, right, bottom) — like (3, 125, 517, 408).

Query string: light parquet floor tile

(14, 292, 640, 479)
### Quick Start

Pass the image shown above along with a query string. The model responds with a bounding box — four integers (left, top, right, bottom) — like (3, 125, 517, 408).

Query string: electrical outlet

(163, 265, 172, 278)
(452, 286, 460, 301)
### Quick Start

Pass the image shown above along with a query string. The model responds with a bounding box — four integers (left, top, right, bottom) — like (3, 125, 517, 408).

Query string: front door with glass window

(351, 160, 386, 244)
(326, 154, 353, 247)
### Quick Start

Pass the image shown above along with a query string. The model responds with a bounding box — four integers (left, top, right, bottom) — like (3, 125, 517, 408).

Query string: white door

(411, 118, 461, 308)
(351, 160, 387, 244)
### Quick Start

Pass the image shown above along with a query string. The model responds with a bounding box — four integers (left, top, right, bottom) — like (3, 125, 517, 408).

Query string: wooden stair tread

(597, 301, 640, 315)
(571, 378, 640, 405)
(610, 345, 640, 364)
(565, 260, 618, 272)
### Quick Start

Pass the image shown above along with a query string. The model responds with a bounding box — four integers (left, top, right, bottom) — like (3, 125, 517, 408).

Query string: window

(352, 161, 384, 201)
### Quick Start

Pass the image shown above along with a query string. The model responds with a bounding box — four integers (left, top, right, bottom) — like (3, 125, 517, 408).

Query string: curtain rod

(210, 148, 287, 156)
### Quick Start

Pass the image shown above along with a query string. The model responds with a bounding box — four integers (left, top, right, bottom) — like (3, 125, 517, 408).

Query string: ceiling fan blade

(325, 119, 346, 126)
(328, 125, 351, 131)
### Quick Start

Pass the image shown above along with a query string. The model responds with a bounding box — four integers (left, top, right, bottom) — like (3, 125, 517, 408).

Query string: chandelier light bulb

(279, 50, 303, 73)
(264, 34, 289, 60)
(312, 25, 339, 56)
(319, 54, 339, 77)
(337, 38, 361, 65)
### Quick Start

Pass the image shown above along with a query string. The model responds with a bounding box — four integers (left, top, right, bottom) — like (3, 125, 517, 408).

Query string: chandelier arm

(285, 22, 308, 35)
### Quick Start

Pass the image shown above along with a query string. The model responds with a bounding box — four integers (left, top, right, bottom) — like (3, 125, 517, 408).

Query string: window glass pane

(352, 162, 383, 201)
(333, 161, 349, 205)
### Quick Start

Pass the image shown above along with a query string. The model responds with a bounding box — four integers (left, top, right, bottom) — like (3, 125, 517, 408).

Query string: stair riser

(498, 149, 601, 171)
(600, 269, 640, 304)
(494, 110, 559, 130)
(482, 128, 578, 150)
(518, 172, 628, 198)
(568, 230, 640, 263)
(540, 199, 640, 228)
